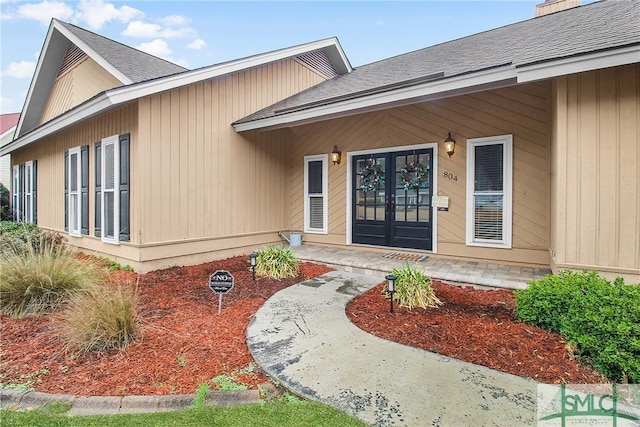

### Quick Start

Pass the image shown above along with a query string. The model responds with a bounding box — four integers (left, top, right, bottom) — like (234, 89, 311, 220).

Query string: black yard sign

(209, 270, 234, 315)
(209, 270, 234, 294)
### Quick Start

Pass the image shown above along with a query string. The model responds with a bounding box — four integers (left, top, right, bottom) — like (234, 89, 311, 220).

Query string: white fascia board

(0, 95, 112, 156)
(233, 65, 517, 132)
(54, 21, 132, 85)
(517, 45, 640, 83)
(107, 38, 350, 105)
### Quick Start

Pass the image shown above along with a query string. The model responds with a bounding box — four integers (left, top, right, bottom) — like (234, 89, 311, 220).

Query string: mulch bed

(0, 257, 332, 396)
(1, 259, 605, 398)
(346, 281, 604, 384)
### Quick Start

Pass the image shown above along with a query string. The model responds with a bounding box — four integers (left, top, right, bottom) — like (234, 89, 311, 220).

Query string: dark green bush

(515, 270, 640, 383)
(0, 183, 10, 221)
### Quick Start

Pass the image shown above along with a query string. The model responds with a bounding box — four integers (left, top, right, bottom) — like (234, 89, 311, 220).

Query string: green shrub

(0, 184, 10, 221)
(57, 280, 139, 353)
(384, 264, 442, 310)
(515, 270, 640, 383)
(255, 246, 299, 280)
(0, 233, 99, 317)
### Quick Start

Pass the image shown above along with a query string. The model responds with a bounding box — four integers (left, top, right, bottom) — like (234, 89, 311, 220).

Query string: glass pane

(105, 192, 115, 238)
(70, 153, 78, 192)
(475, 144, 503, 192)
(307, 161, 323, 194)
(356, 205, 366, 220)
(418, 206, 430, 222)
(309, 196, 324, 229)
(474, 195, 503, 240)
(25, 166, 31, 192)
(70, 194, 78, 232)
(356, 158, 385, 193)
(365, 206, 375, 220)
(105, 143, 115, 190)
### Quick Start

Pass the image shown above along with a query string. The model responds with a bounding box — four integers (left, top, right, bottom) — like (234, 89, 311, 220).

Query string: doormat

(383, 252, 429, 262)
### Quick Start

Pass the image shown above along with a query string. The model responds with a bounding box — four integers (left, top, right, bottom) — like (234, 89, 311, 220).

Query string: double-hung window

(304, 155, 328, 233)
(23, 161, 35, 224)
(95, 134, 129, 243)
(66, 147, 83, 235)
(12, 164, 21, 222)
(466, 135, 513, 248)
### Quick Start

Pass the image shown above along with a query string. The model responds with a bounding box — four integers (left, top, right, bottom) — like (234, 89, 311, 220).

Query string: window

(466, 135, 512, 248)
(12, 164, 21, 222)
(23, 161, 36, 224)
(95, 134, 129, 243)
(64, 146, 88, 235)
(304, 155, 328, 233)
(66, 148, 82, 235)
(12, 161, 37, 224)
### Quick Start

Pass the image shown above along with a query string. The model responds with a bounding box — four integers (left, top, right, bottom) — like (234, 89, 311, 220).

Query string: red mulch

(1, 261, 604, 398)
(346, 281, 604, 384)
(0, 257, 332, 396)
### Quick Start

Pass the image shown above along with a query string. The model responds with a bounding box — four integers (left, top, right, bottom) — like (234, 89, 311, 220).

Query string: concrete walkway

(247, 270, 538, 426)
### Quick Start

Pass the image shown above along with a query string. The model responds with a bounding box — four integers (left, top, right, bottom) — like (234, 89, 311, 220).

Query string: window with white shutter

(466, 135, 512, 248)
(66, 147, 82, 235)
(100, 135, 119, 243)
(304, 155, 328, 233)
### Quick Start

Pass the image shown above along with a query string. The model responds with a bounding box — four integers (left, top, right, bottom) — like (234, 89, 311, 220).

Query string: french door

(352, 149, 433, 250)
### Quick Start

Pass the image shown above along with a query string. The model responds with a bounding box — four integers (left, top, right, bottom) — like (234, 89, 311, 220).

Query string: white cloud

(77, 0, 143, 30)
(17, 1, 74, 25)
(136, 39, 172, 58)
(2, 61, 37, 79)
(160, 15, 189, 26)
(122, 19, 196, 39)
(186, 38, 206, 50)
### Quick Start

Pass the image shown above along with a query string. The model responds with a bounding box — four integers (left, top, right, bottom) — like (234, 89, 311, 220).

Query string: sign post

(209, 270, 234, 315)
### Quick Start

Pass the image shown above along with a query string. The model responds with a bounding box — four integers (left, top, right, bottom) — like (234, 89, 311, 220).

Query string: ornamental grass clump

(57, 279, 139, 353)
(255, 246, 299, 280)
(0, 232, 99, 318)
(385, 264, 442, 310)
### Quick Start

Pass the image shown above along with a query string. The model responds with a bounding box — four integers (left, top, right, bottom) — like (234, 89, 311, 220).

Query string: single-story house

(2, 0, 638, 282)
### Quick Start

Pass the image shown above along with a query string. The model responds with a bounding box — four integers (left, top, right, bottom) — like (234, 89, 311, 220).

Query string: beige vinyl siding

(551, 64, 640, 281)
(135, 57, 326, 245)
(290, 81, 552, 266)
(40, 57, 122, 124)
(11, 103, 138, 243)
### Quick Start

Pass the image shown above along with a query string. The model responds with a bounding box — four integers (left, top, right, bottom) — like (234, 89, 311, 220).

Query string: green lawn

(0, 400, 367, 427)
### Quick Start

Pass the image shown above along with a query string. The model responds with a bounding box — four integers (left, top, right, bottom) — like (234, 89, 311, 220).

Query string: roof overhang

(233, 44, 640, 133)
(15, 20, 132, 140)
(1, 37, 351, 156)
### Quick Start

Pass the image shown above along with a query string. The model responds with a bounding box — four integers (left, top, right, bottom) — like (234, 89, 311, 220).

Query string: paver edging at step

(0, 387, 262, 415)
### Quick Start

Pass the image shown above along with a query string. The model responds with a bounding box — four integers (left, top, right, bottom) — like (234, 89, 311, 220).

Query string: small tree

(0, 183, 11, 221)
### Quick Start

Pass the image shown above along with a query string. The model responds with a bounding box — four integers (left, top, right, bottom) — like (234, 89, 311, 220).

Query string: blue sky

(0, 0, 576, 115)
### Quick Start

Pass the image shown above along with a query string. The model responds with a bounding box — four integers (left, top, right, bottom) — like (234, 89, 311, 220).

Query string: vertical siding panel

(149, 95, 163, 241)
(203, 80, 213, 236)
(565, 75, 580, 264)
(597, 68, 618, 267)
(160, 93, 172, 242)
(179, 87, 189, 239)
(617, 65, 640, 269)
(578, 72, 598, 265)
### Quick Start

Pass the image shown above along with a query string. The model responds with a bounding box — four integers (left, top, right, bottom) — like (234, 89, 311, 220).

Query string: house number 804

(443, 171, 458, 181)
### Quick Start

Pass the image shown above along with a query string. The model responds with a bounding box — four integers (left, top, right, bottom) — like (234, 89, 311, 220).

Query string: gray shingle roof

(56, 20, 187, 82)
(236, 0, 639, 125)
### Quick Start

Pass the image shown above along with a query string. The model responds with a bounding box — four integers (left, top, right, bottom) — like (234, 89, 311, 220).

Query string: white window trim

(101, 135, 120, 244)
(304, 154, 328, 234)
(12, 164, 21, 221)
(67, 147, 82, 236)
(466, 134, 513, 249)
(24, 161, 34, 224)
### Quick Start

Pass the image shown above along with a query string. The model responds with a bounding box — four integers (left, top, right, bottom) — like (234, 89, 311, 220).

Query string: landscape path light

(249, 252, 257, 281)
(385, 274, 397, 313)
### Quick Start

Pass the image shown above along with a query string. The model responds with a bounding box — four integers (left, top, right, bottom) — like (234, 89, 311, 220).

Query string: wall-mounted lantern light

(330, 145, 342, 165)
(249, 252, 257, 281)
(385, 274, 397, 313)
(444, 132, 456, 158)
